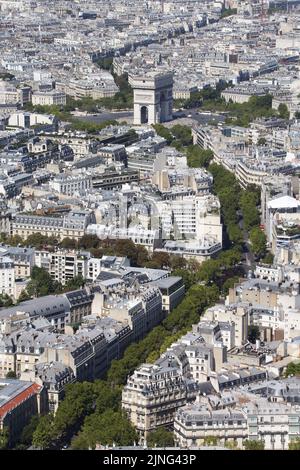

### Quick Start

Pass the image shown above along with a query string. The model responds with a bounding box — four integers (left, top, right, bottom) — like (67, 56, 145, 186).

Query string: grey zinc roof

(14, 214, 64, 227)
(151, 276, 182, 288)
(0, 295, 70, 321)
(35, 362, 74, 384)
(0, 378, 37, 408)
(64, 288, 92, 306)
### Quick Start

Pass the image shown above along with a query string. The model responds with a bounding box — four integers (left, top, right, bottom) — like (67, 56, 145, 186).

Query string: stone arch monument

(129, 71, 173, 125)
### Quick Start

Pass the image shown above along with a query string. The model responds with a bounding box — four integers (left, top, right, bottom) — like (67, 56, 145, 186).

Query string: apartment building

(20, 362, 76, 414)
(87, 224, 158, 252)
(174, 399, 300, 450)
(151, 276, 185, 313)
(152, 165, 213, 196)
(97, 145, 127, 165)
(157, 194, 222, 243)
(174, 402, 248, 448)
(93, 278, 163, 342)
(12, 211, 92, 241)
(221, 85, 268, 104)
(49, 174, 92, 196)
(64, 288, 93, 325)
(0, 378, 46, 447)
(228, 279, 300, 311)
(8, 111, 58, 131)
(31, 90, 66, 106)
(35, 249, 89, 285)
(0, 173, 34, 199)
(203, 303, 249, 347)
(0, 256, 15, 298)
(0, 290, 92, 335)
(265, 195, 300, 249)
(245, 402, 300, 450)
(284, 308, 300, 341)
(0, 245, 35, 279)
(261, 176, 292, 228)
(122, 363, 199, 440)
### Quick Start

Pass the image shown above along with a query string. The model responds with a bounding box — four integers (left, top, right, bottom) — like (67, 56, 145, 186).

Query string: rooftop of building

(0, 378, 41, 419)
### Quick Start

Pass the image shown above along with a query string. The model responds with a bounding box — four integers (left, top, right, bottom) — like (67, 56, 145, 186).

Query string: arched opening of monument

(140, 106, 148, 124)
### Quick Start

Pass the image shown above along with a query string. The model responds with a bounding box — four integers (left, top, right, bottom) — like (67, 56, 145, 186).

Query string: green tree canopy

(6, 371, 16, 379)
(0, 427, 9, 449)
(249, 227, 267, 259)
(73, 410, 138, 449)
(289, 438, 300, 450)
(19, 415, 40, 447)
(257, 137, 267, 146)
(243, 439, 264, 450)
(32, 414, 55, 450)
(26, 266, 62, 297)
(187, 145, 214, 168)
(147, 427, 174, 448)
(285, 362, 300, 378)
(203, 436, 218, 446)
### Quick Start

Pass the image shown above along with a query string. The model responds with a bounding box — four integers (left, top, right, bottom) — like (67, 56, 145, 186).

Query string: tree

(61, 237, 78, 249)
(64, 275, 85, 292)
(7, 235, 23, 246)
(51, 382, 96, 443)
(285, 362, 300, 378)
(93, 381, 122, 415)
(197, 259, 221, 284)
(17, 289, 31, 303)
(257, 137, 267, 146)
(147, 427, 174, 447)
(248, 325, 260, 343)
(0, 232, 7, 243)
(71, 432, 90, 450)
(78, 410, 138, 449)
(222, 276, 240, 295)
(170, 125, 192, 147)
(80, 234, 100, 249)
(0, 294, 14, 307)
(146, 252, 171, 269)
(220, 7, 237, 18)
(6, 371, 16, 379)
(95, 57, 113, 71)
(19, 415, 40, 447)
(239, 190, 260, 231)
(203, 436, 218, 446)
(25, 233, 58, 248)
(26, 266, 62, 297)
(187, 146, 214, 168)
(146, 350, 160, 364)
(243, 439, 264, 450)
(227, 224, 244, 245)
(249, 227, 267, 259)
(32, 414, 55, 449)
(152, 124, 174, 145)
(289, 438, 300, 450)
(0, 427, 9, 449)
(262, 252, 274, 265)
(224, 440, 238, 449)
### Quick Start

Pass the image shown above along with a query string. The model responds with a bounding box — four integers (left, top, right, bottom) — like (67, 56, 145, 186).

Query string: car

(187, 114, 192, 117)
